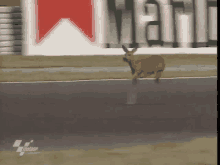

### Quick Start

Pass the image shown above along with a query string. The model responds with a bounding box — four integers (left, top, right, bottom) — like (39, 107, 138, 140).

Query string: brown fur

(122, 45, 166, 85)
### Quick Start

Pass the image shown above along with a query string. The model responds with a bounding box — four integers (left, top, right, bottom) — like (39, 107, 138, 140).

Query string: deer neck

(130, 57, 137, 70)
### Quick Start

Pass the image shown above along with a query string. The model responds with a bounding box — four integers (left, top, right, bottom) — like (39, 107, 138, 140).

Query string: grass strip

(0, 137, 216, 165)
(0, 54, 217, 69)
(0, 70, 217, 82)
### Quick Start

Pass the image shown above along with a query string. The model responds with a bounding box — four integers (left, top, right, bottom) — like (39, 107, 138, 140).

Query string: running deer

(122, 45, 165, 85)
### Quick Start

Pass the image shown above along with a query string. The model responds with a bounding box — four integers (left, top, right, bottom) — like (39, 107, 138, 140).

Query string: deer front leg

(131, 63, 142, 85)
(132, 72, 139, 85)
(132, 70, 143, 85)
(154, 70, 163, 84)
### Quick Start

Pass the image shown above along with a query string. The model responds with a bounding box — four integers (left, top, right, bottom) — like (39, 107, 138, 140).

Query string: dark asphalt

(0, 78, 217, 151)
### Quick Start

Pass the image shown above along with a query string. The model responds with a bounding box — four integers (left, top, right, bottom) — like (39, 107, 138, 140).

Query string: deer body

(122, 45, 165, 84)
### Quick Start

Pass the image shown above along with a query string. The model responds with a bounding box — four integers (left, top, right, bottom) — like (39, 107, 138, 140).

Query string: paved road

(1, 65, 217, 73)
(0, 77, 217, 151)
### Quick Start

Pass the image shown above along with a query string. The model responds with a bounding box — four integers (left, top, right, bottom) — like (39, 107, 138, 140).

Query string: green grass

(0, 137, 217, 165)
(0, 70, 217, 82)
(0, 54, 217, 68)
(0, 54, 217, 82)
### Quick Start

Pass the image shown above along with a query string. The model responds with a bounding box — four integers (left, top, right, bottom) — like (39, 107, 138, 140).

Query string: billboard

(22, 0, 217, 55)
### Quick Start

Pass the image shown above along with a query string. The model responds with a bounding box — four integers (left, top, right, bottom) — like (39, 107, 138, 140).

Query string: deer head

(122, 45, 138, 63)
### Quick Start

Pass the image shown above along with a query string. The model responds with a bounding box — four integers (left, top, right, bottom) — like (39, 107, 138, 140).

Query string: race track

(0, 77, 217, 151)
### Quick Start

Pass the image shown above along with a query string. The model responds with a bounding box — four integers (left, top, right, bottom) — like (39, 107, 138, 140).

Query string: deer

(122, 45, 166, 85)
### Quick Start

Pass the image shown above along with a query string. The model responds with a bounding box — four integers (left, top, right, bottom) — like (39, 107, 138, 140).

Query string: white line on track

(0, 76, 217, 84)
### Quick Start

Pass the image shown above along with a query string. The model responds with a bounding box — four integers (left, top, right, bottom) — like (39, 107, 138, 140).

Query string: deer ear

(132, 45, 138, 53)
(122, 45, 128, 53)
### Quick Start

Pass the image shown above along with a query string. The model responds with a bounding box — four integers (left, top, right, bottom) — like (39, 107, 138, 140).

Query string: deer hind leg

(139, 72, 144, 78)
(154, 70, 163, 83)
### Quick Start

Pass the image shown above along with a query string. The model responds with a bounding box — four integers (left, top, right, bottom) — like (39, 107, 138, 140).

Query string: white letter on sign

(159, 0, 174, 47)
(134, 0, 154, 47)
(105, 0, 133, 48)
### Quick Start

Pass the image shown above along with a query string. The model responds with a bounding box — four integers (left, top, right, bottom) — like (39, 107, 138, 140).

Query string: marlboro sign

(22, 0, 217, 56)
(36, 0, 95, 43)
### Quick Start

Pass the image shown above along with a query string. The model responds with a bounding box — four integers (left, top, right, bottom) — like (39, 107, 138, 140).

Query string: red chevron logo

(36, 0, 95, 43)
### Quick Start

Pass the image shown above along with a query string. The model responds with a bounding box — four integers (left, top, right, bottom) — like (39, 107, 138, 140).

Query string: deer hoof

(132, 79, 137, 85)
(155, 78, 160, 84)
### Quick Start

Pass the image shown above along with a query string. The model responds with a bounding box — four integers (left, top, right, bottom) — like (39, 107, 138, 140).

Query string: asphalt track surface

(0, 77, 217, 151)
